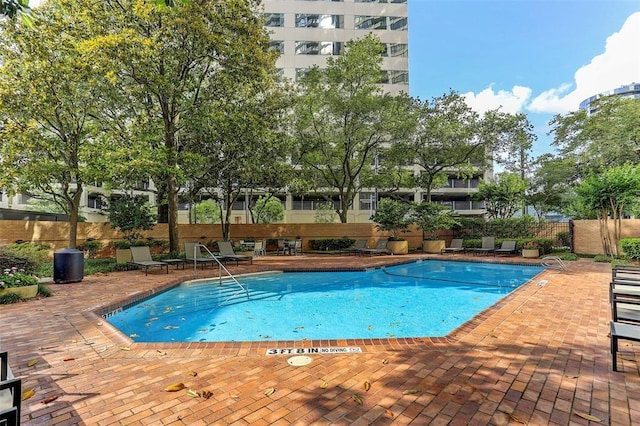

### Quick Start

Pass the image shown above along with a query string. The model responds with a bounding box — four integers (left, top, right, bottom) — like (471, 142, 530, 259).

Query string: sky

(408, 0, 640, 157)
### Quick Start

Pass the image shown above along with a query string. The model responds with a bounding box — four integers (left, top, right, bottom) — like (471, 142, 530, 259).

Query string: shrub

(0, 268, 39, 289)
(78, 240, 103, 258)
(551, 252, 579, 261)
(620, 238, 640, 260)
(0, 292, 21, 304)
(0, 247, 39, 274)
(309, 238, 355, 251)
(594, 255, 614, 263)
(556, 231, 570, 247)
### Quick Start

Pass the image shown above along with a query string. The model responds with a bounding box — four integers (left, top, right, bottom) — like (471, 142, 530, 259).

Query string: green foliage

(466, 238, 554, 254)
(37, 283, 52, 297)
(593, 255, 614, 263)
(0, 246, 39, 274)
(611, 258, 631, 268)
(550, 252, 579, 261)
(411, 202, 458, 239)
(475, 173, 527, 219)
(309, 238, 355, 251)
(370, 198, 413, 240)
(0, 268, 39, 288)
(576, 164, 640, 256)
(620, 238, 640, 260)
(0, 0, 29, 18)
(78, 240, 103, 258)
(108, 195, 156, 244)
(556, 231, 570, 247)
(4, 242, 50, 264)
(484, 216, 537, 239)
(0, 292, 21, 304)
(292, 34, 412, 223)
(111, 239, 167, 249)
(254, 196, 285, 224)
(191, 199, 220, 224)
(314, 202, 338, 224)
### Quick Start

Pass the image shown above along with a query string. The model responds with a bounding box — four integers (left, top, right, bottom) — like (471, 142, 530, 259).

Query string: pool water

(106, 260, 542, 342)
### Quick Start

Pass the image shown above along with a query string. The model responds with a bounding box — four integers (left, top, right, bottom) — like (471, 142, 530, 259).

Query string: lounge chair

(611, 319, 640, 371)
(129, 246, 168, 276)
(360, 239, 390, 256)
(470, 236, 495, 256)
(184, 242, 218, 269)
(253, 240, 266, 257)
(291, 239, 302, 255)
(441, 239, 464, 254)
(343, 239, 368, 255)
(217, 241, 253, 265)
(494, 240, 517, 256)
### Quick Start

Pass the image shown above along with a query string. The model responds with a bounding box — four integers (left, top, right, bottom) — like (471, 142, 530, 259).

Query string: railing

(541, 256, 567, 271)
(194, 244, 249, 304)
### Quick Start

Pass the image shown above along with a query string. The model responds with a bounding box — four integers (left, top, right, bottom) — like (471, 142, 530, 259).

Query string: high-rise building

(263, 0, 409, 95)
(579, 82, 640, 114)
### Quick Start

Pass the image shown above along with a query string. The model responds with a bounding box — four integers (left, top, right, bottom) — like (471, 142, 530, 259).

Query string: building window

(264, 13, 284, 27)
(295, 41, 342, 55)
(295, 14, 344, 29)
(355, 16, 387, 30)
(87, 193, 103, 210)
(389, 17, 407, 31)
(359, 192, 377, 211)
(19, 192, 33, 205)
(270, 41, 284, 54)
(388, 43, 408, 57)
(292, 196, 340, 210)
(132, 179, 150, 190)
(389, 70, 408, 84)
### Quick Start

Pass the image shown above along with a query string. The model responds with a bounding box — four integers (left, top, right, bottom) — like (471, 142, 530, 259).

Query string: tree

(314, 202, 338, 224)
(81, 0, 278, 251)
(253, 196, 284, 224)
(527, 154, 575, 219)
(292, 34, 413, 223)
(190, 199, 220, 224)
(575, 164, 640, 257)
(550, 96, 640, 174)
(474, 173, 527, 219)
(370, 198, 413, 240)
(0, 1, 105, 248)
(108, 195, 156, 245)
(411, 201, 458, 240)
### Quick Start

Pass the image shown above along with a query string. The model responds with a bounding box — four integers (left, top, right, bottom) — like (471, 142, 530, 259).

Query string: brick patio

(2, 253, 638, 425)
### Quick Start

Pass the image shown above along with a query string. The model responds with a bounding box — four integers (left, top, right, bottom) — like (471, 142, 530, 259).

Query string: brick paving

(2, 253, 639, 425)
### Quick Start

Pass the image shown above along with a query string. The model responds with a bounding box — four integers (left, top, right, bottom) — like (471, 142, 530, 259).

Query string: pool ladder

(541, 256, 567, 271)
(195, 244, 249, 303)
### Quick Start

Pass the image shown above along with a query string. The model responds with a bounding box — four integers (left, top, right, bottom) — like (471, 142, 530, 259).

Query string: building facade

(579, 82, 640, 114)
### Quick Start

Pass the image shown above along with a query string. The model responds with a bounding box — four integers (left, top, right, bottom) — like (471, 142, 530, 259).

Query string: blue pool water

(106, 260, 542, 342)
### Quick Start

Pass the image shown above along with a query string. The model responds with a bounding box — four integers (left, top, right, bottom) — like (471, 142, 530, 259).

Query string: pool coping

(85, 257, 551, 357)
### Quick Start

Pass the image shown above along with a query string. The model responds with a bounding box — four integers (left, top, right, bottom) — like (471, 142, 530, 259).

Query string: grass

(36, 258, 128, 278)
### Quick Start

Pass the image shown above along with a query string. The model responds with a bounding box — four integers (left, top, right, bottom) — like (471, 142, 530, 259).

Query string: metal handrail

(541, 256, 567, 271)
(194, 244, 249, 303)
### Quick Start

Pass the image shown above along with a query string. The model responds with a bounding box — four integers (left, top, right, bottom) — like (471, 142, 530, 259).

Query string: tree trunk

(167, 174, 180, 253)
(67, 187, 84, 249)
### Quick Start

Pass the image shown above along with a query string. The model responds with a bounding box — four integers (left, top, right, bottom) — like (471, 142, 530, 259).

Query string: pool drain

(287, 355, 313, 366)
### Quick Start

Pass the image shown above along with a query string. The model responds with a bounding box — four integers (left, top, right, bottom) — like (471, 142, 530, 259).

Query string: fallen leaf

(385, 409, 394, 418)
(71, 339, 78, 343)
(509, 412, 527, 424)
(403, 389, 421, 395)
(364, 381, 371, 392)
(40, 396, 59, 404)
(230, 394, 239, 399)
(201, 390, 213, 400)
(186, 389, 200, 398)
(382, 359, 389, 364)
(320, 381, 329, 389)
(27, 359, 38, 367)
(564, 374, 579, 379)
(120, 347, 131, 351)
(164, 383, 185, 392)
(352, 394, 363, 405)
(187, 370, 198, 377)
(573, 411, 602, 422)
(63, 358, 75, 362)
(264, 387, 275, 396)
(22, 389, 36, 400)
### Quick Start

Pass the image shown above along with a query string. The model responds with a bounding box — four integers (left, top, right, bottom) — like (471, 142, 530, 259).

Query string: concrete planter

(387, 240, 408, 255)
(423, 240, 445, 254)
(522, 249, 540, 258)
(0, 284, 38, 299)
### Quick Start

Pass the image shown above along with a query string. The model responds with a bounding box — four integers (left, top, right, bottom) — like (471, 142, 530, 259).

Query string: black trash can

(53, 248, 84, 284)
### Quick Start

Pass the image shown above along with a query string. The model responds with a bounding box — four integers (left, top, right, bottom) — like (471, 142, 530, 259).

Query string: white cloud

(529, 12, 640, 114)
(462, 85, 532, 115)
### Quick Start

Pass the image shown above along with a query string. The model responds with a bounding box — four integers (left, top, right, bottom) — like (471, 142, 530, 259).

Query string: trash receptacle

(53, 248, 84, 284)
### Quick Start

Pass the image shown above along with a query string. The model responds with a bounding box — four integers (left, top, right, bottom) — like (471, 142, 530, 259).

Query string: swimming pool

(105, 260, 542, 342)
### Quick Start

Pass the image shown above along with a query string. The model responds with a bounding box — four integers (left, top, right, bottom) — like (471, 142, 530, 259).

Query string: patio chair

(291, 239, 303, 255)
(253, 240, 266, 257)
(360, 239, 390, 256)
(611, 320, 640, 371)
(441, 239, 464, 254)
(184, 242, 218, 269)
(494, 240, 517, 256)
(129, 246, 168, 276)
(470, 236, 495, 256)
(277, 239, 287, 255)
(343, 239, 368, 255)
(217, 241, 253, 265)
